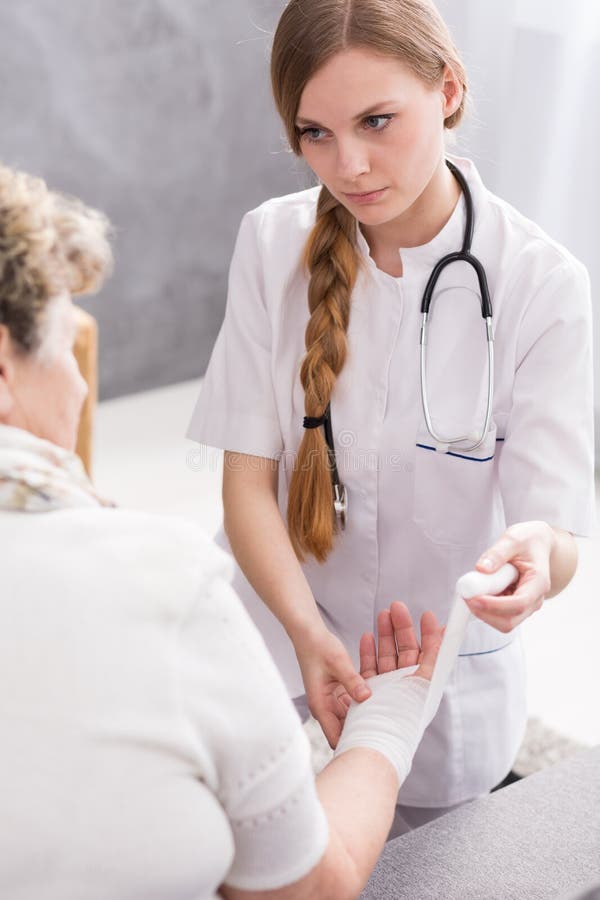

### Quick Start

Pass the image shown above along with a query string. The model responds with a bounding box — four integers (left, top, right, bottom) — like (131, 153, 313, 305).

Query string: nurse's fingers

(466, 607, 538, 634)
(466, 570, 549, 630)
(475, 533, 519, 573)
(475, 524, 553, 578)
(359, 631, 378, 679)
(466, 590, 543, 619)
(466, 593, 544, 633)
(376, 609, 398, 673)
(318, 707, 344, 749)
(389, 601, 420, 668)
(333, 685, 353, 712)
(414, 611, 444, 681)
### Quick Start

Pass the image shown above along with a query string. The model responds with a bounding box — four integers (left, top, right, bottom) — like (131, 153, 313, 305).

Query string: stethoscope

(303, 159, 494, 530)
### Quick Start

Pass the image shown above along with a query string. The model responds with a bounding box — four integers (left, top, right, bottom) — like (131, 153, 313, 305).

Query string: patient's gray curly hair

(0, 162, 112, 354)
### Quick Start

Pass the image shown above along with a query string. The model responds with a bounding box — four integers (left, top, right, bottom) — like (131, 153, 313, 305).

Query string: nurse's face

(296, 48, 461, 228)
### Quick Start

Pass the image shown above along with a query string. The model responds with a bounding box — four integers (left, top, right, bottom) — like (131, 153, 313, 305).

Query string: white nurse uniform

(187, 155, 595, 807)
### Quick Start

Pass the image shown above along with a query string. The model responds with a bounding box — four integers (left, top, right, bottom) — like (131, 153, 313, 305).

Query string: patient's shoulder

(6, 506, 234, 621)
(57, 506, 227, 568)
(84, 507, 230, 576)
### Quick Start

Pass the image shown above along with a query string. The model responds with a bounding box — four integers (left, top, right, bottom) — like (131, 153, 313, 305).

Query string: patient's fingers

(389, 601, 420, 668)
(359, 632, 377, 679)
(414, 611, 444, 681)
(377, 609, 398, 673)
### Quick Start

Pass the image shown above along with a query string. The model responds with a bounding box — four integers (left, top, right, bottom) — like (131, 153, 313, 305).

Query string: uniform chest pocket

(412, 424, 499, 549)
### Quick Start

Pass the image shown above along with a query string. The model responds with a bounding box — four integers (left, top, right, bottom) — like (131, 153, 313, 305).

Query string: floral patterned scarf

(0, 425, 114, 512)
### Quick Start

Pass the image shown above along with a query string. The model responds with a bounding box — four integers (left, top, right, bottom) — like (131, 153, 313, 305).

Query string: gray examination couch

(362, 747, 600, 900)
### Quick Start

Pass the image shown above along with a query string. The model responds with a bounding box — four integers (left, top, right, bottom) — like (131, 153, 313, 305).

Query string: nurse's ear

(440, 64, 463, 123)
(0, 325, 18, 419)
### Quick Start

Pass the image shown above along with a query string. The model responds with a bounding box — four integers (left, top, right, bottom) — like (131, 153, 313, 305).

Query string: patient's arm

(221, 605, 443, 900)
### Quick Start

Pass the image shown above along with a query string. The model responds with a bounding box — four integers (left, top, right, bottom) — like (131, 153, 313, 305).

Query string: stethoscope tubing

(420, 315, 494, 452)
(419, 160, 494, 452)
(316, 159, 494, 527)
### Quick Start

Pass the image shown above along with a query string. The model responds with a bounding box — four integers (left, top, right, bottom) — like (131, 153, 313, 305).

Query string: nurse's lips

(343, 187, 388, 205)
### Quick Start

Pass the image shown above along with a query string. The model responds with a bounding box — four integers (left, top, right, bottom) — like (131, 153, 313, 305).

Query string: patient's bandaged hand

(333, 668, 430, 786)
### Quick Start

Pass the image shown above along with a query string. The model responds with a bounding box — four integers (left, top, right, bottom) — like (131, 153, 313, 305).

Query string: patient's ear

(0, 325, 17, 419)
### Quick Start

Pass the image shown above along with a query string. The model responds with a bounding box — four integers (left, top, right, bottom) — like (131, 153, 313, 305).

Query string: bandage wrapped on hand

(333, 667, 430, 786)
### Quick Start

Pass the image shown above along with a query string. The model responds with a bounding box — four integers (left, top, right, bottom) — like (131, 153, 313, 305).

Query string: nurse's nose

(335, 138, 370, 182)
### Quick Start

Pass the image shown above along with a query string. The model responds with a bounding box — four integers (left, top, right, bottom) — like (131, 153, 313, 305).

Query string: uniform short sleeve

(498, 260, 596, 536)
(186, 209, 283, 459)
(176, 567, 328, 892)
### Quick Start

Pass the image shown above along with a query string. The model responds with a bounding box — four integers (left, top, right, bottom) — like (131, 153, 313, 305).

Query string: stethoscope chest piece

(333, 483, 347, 531)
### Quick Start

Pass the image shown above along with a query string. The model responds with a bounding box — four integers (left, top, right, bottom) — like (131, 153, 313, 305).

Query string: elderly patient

(0, 163, 445, 900)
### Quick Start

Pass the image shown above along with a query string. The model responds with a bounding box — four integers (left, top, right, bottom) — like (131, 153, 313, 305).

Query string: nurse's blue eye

(299, 126, 329, 144)
(362, 114, 394, 132)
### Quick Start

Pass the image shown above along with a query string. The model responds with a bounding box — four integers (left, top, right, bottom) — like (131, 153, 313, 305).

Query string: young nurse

(188, 0, 595, 833)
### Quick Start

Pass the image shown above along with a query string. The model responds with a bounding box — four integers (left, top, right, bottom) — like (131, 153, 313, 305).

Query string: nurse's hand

(466, 521, 573, 632)
(295, 629, 372, 750)
(297, 605, 443, 749)
(359, 604, 444, 681)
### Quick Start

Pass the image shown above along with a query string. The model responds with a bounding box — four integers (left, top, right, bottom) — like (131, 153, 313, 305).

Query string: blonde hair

(271, 0, 468, 563)
(0, 163, 112, 354)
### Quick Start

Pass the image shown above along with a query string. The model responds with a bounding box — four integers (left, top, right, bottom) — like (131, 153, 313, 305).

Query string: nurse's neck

(359, 160, 462, 278)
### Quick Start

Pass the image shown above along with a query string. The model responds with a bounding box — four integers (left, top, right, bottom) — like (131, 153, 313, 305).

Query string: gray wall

(2, 2, 597, 407)
(0, 0, 297, 399)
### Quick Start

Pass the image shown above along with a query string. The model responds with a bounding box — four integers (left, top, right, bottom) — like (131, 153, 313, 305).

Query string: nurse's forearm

(547, 526, 578, 598)
(223, 461, 325, 642)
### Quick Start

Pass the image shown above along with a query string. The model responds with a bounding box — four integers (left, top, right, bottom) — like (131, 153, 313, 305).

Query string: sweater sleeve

(176, 563, 328, 892)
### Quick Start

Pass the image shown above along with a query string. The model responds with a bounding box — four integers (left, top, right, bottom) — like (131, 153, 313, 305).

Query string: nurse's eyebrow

(295, 100, 397, 128)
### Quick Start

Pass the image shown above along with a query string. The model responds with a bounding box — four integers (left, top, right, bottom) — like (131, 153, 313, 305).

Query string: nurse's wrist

(548, 523, 576, 556)
(547, 523, 560, 557)
(284, 608, 329, 647)
(530, 520, 558, 567)
(506, 519, 554, 560)
(546, 524, 577, 598)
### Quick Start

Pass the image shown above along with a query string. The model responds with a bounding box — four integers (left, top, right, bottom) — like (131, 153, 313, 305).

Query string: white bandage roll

(333, 667, 429, 786)
(334, 565, 519, 785)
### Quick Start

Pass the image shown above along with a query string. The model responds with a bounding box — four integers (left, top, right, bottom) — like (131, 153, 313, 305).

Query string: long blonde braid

(287, 186, 360, 562)
(272, 0, 468, 561)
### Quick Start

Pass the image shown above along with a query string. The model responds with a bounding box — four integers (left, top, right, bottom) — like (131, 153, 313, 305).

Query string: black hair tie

(303, 413, 327, 429)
